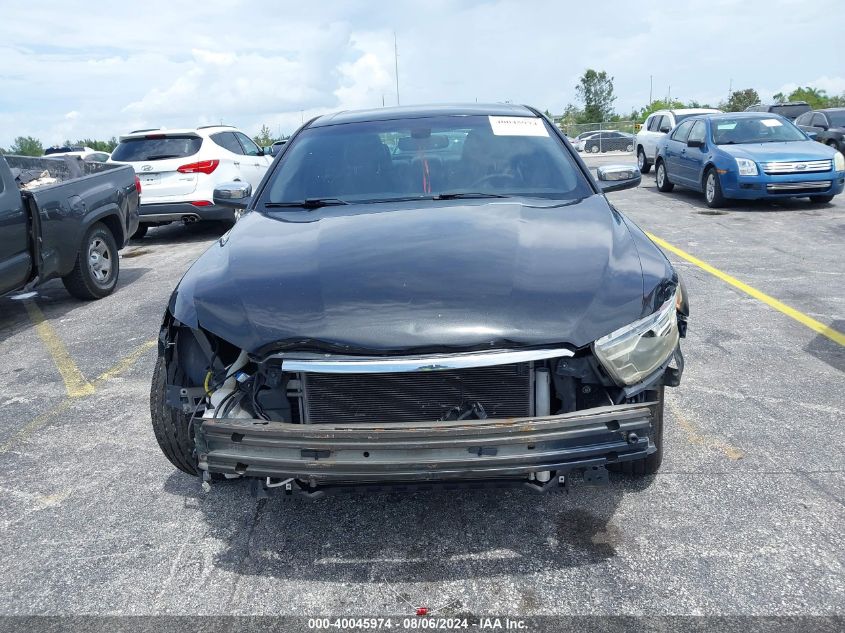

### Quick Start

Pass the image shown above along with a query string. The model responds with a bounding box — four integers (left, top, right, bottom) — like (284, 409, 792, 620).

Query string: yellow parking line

(0, 338, 157, 453)
(646, 233, 845, 347)
(24, 301, 96, 397)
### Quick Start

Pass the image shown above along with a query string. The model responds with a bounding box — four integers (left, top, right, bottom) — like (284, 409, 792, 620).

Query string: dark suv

(744, 101, 811, 121)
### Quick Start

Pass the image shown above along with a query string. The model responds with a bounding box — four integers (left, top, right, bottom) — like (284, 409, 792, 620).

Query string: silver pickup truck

(0, 154, 139, 299)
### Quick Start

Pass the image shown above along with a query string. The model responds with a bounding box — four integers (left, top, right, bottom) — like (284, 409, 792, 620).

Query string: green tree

(575, 69, 616, 122)
(253, 124, 274, 147)
(10, 136, 43, 156)
(785, 86, 829, 109)
(635, 99, 685, 121)
(720, 88, 760, 112)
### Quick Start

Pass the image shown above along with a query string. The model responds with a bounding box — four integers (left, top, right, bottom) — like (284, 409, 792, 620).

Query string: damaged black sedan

(151, 104, 688, 497)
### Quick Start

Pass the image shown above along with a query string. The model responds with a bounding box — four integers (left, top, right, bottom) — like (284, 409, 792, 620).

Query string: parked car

(0, 154, 139, 299)
(109, 125, 272, 238)
(568, 130, 600, 149)
(636, 108, 722, 173)
(744, 101, 811, 121)
(580, 130, 635, 153)
(150, 104, 689, 498)
(794, 108, 845, 153)
(44, 145, 111, 163)
(654, 112, 845, 208)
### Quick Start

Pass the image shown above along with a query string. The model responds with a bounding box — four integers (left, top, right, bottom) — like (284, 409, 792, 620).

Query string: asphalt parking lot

(1, 156, 843, 620)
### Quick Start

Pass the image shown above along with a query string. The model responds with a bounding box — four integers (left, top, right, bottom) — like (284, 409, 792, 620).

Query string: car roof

(688, 112, 792, 123)
(309, 103, 538, 127)
(648, 108, 721, 117)
(818, 107, 845, 113)
(119, 126, 238, 140)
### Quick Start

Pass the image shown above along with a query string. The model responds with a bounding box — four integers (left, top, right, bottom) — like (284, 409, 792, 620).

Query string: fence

(552, 119, 641, 154)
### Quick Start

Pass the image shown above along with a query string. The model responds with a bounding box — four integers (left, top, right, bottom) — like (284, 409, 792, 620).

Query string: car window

(711, 116, 806, 144)
(263, 114, 593, 205)
(111, 135, 203, 162)
(794, 112, 811, 126)
(811, 114, 827, 127)
(658, 116, 673, 133)
(828, 111, 845, 127)
(210, 132, 244, 155)
(670, 120, 694, 142)
(235, 132, 262, 156)
(87, 153, 109, 163)
(687, 121, 706, 144)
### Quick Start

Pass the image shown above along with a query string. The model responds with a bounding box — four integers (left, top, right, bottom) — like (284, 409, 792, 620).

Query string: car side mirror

(807, 131, 818, 140)
(687, 139, 705, 148)
(817, 123, 829, 131)
(659, 126, 671, 133)
(213, 182, 253, 211)
(597, 164, 641, 193)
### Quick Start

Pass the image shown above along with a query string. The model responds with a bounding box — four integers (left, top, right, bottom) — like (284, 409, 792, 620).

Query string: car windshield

(827, 111, 845, 127)
(769, 104, 810, 119)
(263, 114, 592, 205)
(711, 117, 807, 145)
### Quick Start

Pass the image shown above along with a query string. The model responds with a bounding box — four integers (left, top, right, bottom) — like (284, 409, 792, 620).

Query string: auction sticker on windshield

(761, 118, 783, 127)
(489, 116, 549, 136)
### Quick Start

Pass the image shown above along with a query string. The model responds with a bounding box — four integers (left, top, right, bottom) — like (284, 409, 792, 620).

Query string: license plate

(141, 174, 160, 185)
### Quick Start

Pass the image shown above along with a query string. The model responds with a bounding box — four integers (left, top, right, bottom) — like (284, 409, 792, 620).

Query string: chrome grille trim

(763, 160, 831, 174)
(766, 181, 831, 191)
(279, 348, 573, 373)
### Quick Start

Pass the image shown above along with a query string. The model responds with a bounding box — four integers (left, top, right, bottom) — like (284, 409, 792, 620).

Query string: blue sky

(1, 0, 843, 147)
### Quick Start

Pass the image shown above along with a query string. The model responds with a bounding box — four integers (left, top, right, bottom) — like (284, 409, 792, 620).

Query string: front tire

(131, 224, 148, 240)
(590, 145, 600, 153)
(704, 168, 726, 208)
(637, 147, 652, 174)
(150, 357, 201, 476)
(655, 160, 674, 192)
(611, 386, 664, 476)
(62, 222, 119, 300)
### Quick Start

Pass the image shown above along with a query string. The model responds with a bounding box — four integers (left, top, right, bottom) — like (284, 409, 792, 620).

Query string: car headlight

(834, 151, 845, 171)
(593, 292, 680, 386)
(735, 158, 758, 176)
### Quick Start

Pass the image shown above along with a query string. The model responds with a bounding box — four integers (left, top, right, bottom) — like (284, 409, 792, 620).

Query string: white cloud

(0, 0, 843, 146)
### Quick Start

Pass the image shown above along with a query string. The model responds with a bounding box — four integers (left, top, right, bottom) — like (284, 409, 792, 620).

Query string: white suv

(109, 125, 272, 238)
(635, 108, 721, 173)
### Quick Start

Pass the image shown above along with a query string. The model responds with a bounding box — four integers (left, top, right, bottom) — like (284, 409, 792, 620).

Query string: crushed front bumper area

(196, 402, 657, 492)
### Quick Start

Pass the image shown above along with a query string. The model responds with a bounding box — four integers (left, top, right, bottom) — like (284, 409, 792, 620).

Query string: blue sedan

(654, 112, 845, 207)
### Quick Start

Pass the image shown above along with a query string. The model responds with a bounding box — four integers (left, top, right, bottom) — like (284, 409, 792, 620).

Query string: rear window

(111, 135, 202, 162)
(769, 104, 810, 119)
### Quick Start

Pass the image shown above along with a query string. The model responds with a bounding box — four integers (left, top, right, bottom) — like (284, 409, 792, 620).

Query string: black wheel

(655, 160, 674, 192)
(704, 168, 726, 208)
(131, 224, 148, 239)
(809, 194, 834, 204)
(637, 147, 651, 174)
(610, 386, 664, 476)
(150, 357, 201, 476)
(61, 222, 119, 300)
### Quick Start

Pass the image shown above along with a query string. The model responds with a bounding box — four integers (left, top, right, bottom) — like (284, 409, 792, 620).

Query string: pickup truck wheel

(637, 147, 651, 174)
(131, 224, 148, 239)
(150, 357, 202, 476)
(655, 160, 674, 192)
(609, 386, 664, 476)
(61, 222, 119, 300)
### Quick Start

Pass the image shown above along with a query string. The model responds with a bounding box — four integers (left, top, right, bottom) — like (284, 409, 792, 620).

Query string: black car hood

(171, 196, 670, 355)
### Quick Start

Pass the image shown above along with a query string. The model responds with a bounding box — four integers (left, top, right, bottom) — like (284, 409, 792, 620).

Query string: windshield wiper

(433, 192, 510, 200)
(143, 154, 181, 160)
(265, 198, 350, 209)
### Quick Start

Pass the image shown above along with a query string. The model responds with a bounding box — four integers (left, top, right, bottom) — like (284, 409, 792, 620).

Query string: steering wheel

(470, 173, 520, 189)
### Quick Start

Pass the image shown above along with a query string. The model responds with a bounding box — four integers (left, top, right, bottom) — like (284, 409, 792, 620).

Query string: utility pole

(649, 75, 653, 105)
(727, 78, 732, 102)
(394, 31, 400, 106)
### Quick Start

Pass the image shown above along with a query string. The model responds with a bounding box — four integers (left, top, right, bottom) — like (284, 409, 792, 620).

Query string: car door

(234, 132, 272, 190)
(640, 115, 662, 158)
(810, 113, 831, 143)
(0, 163, 32, 295)
(794, 111, 815, 135)
(679, 120, 708, 187)
(663, 120, 694, 183)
